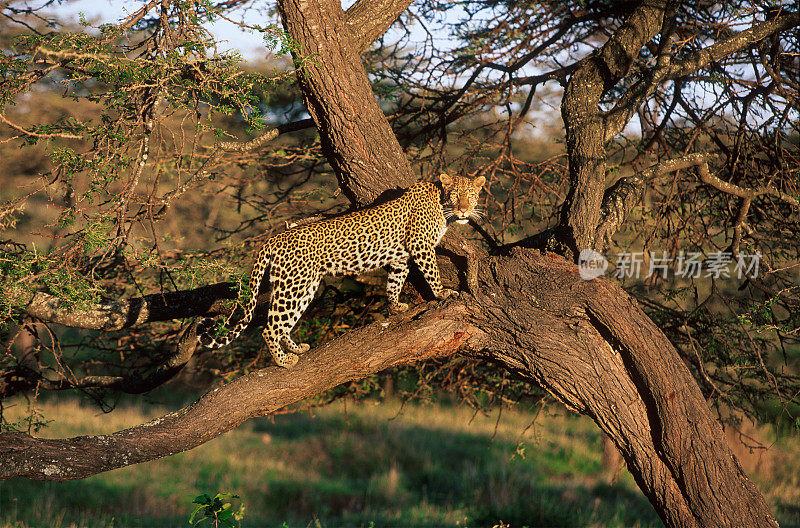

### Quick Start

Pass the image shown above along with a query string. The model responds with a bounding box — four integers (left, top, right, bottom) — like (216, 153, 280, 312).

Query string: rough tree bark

(1, 0, 791, 527)
(561, 0, 669, 251)
(277, 0, 416, 204)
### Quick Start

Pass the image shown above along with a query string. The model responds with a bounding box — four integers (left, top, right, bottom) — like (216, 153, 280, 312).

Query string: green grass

(1, 397, 799, 527)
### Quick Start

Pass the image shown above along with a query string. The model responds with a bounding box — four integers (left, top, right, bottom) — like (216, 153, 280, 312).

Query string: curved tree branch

(594, 152, 799, 250)
(595, 153, 718, 248)
(0, 301, 481, 480)
(17, 283, 238, 331)
(603, 9, 800, 142)
(695, 162, 800, 207)
(668, 10, 800, 79)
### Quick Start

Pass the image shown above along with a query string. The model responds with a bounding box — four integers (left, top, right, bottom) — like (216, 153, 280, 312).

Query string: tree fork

(465, 248, 777, 528)
(561, 0, 670, 251)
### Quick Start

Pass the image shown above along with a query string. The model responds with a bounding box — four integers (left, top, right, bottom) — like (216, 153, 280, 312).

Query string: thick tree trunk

(561, 0, 669, 251)
(464, 249, 776, 527)
(277, 0, 416, 204)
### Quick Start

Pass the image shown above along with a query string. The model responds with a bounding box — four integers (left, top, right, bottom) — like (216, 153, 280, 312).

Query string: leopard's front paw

(438, 288, 458, 300)
(275, 352, 299, 368)
(390, 301, 410, 312)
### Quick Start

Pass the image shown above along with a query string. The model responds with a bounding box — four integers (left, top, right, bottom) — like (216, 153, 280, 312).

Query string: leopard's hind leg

(387, 258, 410, 312)
(264, 270, 320, 368)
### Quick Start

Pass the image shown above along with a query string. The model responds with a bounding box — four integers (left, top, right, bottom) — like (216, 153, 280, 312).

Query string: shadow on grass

(0, 477, 178, 528)
(247, 411, 663, 527)
(775, 500, 800, 528)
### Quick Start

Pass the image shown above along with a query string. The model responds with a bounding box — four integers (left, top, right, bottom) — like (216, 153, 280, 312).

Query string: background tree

(1, 0, 799, 527)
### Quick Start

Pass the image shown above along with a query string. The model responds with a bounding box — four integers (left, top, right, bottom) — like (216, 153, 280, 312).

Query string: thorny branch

(595, 153, 799, 250)
(595, 153, 717, 248)
(0, 113, 82, 142)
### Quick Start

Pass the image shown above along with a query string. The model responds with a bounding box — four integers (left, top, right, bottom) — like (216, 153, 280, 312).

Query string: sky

(59, 0, 276, 61)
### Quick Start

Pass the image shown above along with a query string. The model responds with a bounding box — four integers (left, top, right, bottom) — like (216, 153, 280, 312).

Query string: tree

(1, 0, 799, 526)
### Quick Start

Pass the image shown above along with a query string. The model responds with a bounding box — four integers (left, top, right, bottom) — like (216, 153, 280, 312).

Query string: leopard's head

(440, 173, 486, 225)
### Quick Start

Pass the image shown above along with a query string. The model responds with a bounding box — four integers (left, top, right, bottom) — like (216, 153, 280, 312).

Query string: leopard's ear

(473, 176, 486, 189)
(439, 172, 454, 188)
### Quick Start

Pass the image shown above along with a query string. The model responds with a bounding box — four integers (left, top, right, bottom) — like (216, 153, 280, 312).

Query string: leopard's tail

(197, 245, 271, 349)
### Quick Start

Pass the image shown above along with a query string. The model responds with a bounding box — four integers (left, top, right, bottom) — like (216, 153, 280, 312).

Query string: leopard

(197, 173, 486, 368)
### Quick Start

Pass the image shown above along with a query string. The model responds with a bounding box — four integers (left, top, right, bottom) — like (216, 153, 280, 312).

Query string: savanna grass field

(2, 396, 800, 528)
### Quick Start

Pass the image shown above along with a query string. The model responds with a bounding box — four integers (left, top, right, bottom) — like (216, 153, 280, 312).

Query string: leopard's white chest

(434, 215, 448, 246)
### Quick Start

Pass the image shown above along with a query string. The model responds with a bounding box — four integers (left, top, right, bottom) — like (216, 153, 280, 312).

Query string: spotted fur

(198, 173, 485, 368)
